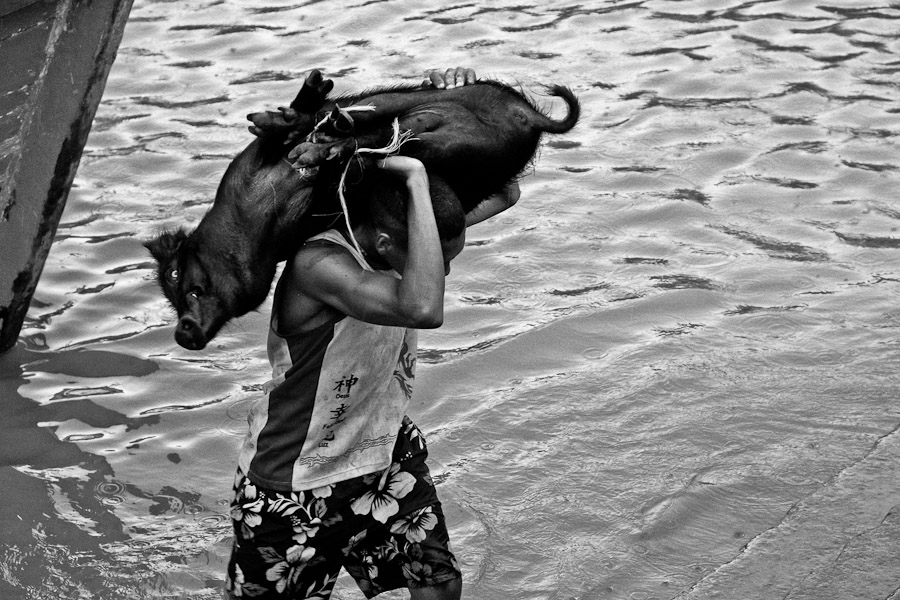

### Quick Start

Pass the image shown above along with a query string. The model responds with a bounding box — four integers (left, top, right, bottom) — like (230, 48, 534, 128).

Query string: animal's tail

(536, 85, 581, 134)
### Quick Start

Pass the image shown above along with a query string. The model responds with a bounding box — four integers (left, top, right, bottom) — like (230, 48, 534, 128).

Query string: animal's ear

(144, 229, 187, 264)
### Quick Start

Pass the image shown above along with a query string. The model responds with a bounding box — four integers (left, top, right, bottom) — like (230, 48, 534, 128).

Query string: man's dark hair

(344, 168, 465, 248)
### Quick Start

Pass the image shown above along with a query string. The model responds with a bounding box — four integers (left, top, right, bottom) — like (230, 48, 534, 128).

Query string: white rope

(285, 108, 417, 259)
(283, 107, 378, 179)
(337, 118, 418, 257)
(307, 104, 377, 141)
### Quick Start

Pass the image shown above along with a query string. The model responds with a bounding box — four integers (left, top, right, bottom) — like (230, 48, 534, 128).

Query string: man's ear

(373, 232, 394, 257)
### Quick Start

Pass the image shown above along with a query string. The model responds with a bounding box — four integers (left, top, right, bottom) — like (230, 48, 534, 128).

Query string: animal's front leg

(287, 137, 357, 167)
(247, 108, 298, 136)
(287, 127, 395, 168)
(290, 69, 334, 113)
(246, 70, 334, 145)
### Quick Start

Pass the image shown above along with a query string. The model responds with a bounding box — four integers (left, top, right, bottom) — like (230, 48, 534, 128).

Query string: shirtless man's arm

(465, 180, 521, 227)
(279, 156, 446, 332)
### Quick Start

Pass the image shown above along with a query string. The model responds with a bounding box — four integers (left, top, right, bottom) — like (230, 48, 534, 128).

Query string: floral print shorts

(226, 418, 461, 599)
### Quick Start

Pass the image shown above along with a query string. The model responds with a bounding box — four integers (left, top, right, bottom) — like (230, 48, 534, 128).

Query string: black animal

(145, 70, 580, 350)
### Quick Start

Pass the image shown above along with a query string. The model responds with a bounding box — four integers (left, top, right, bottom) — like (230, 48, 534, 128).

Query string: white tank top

(238, 230, 418, 491)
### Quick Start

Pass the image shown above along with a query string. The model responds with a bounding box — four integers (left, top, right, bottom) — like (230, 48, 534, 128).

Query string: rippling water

(3, 1, 900, 598)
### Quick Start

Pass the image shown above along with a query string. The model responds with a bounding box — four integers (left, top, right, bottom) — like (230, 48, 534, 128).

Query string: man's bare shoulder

(276, 241, 356, 332)
(295, 239, 355, 272)
(290, 239, 370, 297)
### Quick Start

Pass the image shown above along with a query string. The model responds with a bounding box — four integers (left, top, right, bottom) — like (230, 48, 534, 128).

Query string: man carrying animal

(145, 68, 577, 352)
(226, 152, 464, 600)
(141, 63, 579, 598)
(227, 145, 469, 598)
(226, 70, 492, 600)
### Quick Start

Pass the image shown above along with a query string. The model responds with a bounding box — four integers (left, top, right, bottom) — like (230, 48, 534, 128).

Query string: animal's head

(144, 229, 270, 350)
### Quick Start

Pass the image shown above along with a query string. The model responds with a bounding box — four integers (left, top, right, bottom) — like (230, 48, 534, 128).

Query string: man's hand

(424, 67, 477, 89)
(465, 180, 521, 227)
(293, 153, 445, 329)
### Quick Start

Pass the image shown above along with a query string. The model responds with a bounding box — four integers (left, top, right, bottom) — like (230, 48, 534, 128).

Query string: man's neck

(341, 226, 391, 271)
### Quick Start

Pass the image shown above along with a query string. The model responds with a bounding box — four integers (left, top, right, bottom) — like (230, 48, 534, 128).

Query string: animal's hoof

(322, 108, 355, 135)
(288, 141, 330, 166)
(288, 140, 353, 166)
(306, 69, 323, 87)
(291, 69, 335, 113)
(279, 106, 299, 121)
(247, 110, 295, 136)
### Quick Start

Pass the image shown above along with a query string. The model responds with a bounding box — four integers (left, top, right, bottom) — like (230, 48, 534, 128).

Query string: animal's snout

(175, 315, 208, 350)
(179, 315, 198, 333)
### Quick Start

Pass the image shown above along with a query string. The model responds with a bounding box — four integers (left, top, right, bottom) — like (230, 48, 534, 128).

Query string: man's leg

(226, 470, 345, 599)
(344, 420, 462, 599)
(409, 576, 462, 600)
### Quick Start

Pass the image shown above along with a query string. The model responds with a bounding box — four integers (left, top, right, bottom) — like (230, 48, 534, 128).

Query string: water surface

(2, 1, 899, 598)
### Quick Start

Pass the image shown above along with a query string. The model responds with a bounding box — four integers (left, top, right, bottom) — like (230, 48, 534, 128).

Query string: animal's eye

(166, 268, 179, 283)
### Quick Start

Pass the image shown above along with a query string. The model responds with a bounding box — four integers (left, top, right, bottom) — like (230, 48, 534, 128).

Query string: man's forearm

(465, 181, 521, 227)
(400, 173, 445, 324)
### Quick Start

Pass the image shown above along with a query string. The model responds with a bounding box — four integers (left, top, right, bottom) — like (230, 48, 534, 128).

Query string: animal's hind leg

(290, 69, 334, 113)
(246, 70, 334, 143)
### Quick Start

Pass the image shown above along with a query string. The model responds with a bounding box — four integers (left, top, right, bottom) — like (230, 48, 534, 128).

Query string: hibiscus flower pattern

(350, 462, 416, 523)
(227, 418, 459, 597)
(262, 543, 318, 594)
(349, 531, 455, 593)
(231, 475, 265, 540)
(401, 542, 434, 585)
(390, 506, 438, 543)
(401, 417, 426, 451)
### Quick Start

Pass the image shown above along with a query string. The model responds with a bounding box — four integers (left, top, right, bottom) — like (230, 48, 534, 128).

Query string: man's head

(346, 169, 466, 275)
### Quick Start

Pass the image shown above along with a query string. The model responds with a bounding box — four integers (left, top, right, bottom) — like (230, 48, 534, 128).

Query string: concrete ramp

(678, 425, 900, 600)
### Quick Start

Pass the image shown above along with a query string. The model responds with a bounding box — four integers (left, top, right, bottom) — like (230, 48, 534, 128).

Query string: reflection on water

(2, 0, 899, 598)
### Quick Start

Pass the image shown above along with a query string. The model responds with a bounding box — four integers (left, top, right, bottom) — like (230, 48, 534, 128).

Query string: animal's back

(325, 80, 580, 209)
